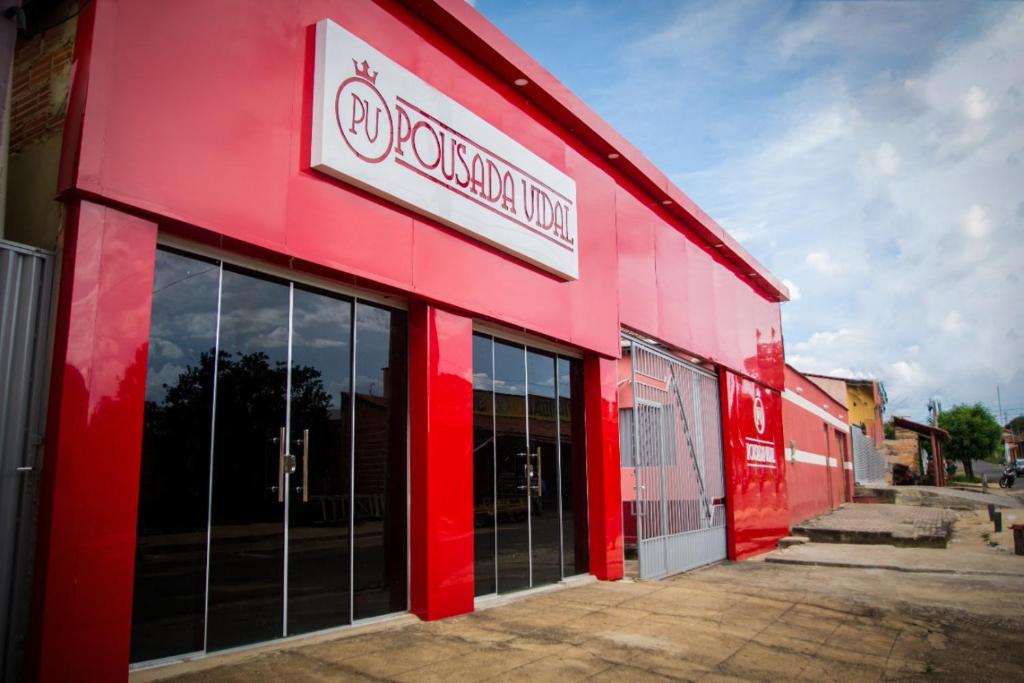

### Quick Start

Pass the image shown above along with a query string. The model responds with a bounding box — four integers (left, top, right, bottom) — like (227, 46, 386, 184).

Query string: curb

(764, 556, 1024, 578)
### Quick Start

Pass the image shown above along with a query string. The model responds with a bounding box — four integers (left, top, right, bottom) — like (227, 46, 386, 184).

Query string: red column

(408, 304, 475, 620)
(583, 355, 624, 581)
(27, 201, 157, 682)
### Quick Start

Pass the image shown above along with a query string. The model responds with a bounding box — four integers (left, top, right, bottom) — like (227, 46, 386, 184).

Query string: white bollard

(982, 474, 988, 491)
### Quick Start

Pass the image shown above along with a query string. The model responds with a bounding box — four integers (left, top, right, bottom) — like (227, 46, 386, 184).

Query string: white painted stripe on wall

(829, 457, 838, 467)
(791, 449, 828, 466)
(843, 461, 853, 470)
(782, 389, 850, 432)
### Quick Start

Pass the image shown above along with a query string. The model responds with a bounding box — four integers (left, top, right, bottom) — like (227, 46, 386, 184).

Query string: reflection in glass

(131, 249, 219, 663)
(133, 253, 411, 657)
(352, 302, 408, 619)
(492, 341, 530, 593)
(527, 350, 561, 586)
(559, 358, 589, 576)
(473, 337, 590, 595)
(206, 268, 290, 651)
(287, 288, 352, 635)
(472, 335, 496, 596)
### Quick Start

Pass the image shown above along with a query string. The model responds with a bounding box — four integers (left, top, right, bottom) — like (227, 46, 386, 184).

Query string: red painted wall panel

(721, 370, 789, 560)
(27, 201, 157, 682)
(616, 187, 659, 337)
(584, 356, 625, 580)
(408, 305, 475, 620)
(781, 365, 851, 526)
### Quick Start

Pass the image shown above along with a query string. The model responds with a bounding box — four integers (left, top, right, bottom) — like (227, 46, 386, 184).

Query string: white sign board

(312, 19, 579, 280)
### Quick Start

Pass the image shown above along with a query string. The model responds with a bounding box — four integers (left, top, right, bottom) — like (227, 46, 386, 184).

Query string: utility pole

(997, 385, 1009, 465)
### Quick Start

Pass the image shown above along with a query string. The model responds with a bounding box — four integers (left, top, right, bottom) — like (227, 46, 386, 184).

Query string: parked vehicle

(999, 466, 1016, 489)
(1014, 458, 1024, 476)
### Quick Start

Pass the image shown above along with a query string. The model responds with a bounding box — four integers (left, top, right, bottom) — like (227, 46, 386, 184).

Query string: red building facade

(782, 365, 853, 526)
(26, 1, 792, 680)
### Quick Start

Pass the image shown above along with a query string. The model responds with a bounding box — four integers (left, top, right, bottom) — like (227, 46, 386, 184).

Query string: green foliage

(937, 403, 1003, 464)
(883, 419, 896, 440)
(1007, 415, 1024, 432)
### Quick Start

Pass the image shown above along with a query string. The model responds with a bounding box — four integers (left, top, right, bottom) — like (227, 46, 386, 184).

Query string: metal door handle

(277, 426, 286, 503)
(302, 428, 309, 502)
(530, 447, 542, 496)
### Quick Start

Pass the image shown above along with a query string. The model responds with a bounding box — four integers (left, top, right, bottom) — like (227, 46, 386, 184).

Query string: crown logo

(353, 59, 378, 84)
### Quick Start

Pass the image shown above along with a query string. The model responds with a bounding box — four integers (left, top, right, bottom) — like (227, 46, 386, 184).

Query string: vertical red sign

(720, 369, 790, 559)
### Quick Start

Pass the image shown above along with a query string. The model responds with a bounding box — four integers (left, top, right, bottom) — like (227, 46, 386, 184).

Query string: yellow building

(805, 375, 887, 446)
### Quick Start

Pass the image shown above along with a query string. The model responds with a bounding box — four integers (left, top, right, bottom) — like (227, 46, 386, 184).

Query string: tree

(1007, 415, 1024, 432)
(937, 404, 1003, 480)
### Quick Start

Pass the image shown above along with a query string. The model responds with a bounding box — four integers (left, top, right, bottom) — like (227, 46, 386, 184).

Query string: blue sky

(475, 0, 1024, 423)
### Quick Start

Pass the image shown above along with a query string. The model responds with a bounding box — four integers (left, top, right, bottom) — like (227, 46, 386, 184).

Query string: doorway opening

(471, 333, 589, 597)
(619, 334, 727, 579)
(130, 247, 408, 664)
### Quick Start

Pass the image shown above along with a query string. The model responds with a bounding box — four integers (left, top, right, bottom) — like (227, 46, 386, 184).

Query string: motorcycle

(999, 466, 1016, 489)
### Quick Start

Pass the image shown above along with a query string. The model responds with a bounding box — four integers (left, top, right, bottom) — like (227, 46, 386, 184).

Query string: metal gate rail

(1, 240, 55, 681)
(625, 334, 726, 580)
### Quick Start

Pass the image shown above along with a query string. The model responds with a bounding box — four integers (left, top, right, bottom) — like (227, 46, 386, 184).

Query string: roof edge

(404, 0, 789, 301)
(893, 416, 950, 441)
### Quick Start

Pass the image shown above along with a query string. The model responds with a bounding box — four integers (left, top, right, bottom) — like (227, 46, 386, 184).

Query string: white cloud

(665, 4, 1024, 419)
(805, 250, 842, 275)
(782, 279, 801, 301)
(963, 85, 991, 121)
(942, 311, 964, 335)
(961, 204, 991, 239)
(874, 141, 901, 175)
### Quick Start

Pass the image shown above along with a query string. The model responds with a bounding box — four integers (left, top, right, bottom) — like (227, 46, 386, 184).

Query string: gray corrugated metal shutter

(1, 239, 55, 681)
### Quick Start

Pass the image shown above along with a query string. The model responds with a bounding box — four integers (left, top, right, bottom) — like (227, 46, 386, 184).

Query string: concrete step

(789, 525, 950, 549)
(777, 536, 810, 549)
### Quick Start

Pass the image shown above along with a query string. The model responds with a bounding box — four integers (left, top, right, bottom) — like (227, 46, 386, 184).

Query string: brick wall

(9, 20, 75, 153)
(883, 430, 921, 475)
(4, 10, 77, 249)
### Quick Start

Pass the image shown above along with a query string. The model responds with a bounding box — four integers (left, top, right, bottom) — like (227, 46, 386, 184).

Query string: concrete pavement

(791, 504, 955, 547)
(768, 512, 1024, 576)
(133, 549, 1024, 682)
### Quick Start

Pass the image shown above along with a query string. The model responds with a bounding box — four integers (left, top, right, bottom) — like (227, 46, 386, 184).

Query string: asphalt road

(970, 459, 1007, 479)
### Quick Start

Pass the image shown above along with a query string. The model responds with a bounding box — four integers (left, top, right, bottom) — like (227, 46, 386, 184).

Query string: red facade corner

(583, 355, 624, 581)
(408, 304, 475, 620)
(26, 201, 158, 682)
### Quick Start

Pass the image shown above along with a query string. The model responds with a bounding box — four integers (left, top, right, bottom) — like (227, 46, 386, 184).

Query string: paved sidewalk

(791, 504, 955, 547)
(902, 485, 1024, 509)
(769, 508, 1024, 576)
(133, 559, 1024, 682)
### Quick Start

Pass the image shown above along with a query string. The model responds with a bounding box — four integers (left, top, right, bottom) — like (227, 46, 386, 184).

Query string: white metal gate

(627, 335, 726, 579)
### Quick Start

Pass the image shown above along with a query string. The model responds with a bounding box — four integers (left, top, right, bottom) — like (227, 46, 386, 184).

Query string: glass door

(472, 333, 589, 597)
(526, 350, 561, 586)
(206, 268, 291, 650)
(493, 339, 531, 593)
(131, 248, 408, 664)
(285, 286, 353, 636)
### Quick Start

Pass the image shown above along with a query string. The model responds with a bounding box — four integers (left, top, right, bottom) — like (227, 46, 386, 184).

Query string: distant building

(1004, 430, 1023, 463)
(804, 374, 887, 447)
(782, 365, 853, 526)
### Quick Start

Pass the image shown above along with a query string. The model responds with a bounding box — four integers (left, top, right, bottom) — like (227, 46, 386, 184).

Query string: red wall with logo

(59, 0, 783, 389)
(721, 370, 789, 560)
(782, 366, 851, 526)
